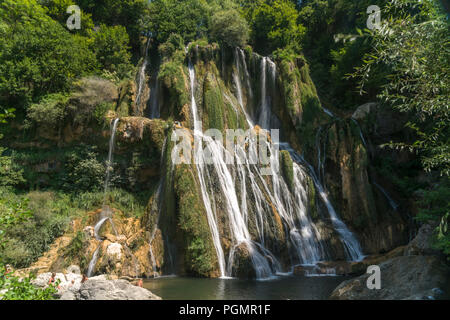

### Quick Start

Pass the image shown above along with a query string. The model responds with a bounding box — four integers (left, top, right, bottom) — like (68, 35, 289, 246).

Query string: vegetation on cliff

(0, 0, 449, 300)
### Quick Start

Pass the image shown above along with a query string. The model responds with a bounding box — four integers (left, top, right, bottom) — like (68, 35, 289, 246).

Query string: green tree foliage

(0, 0, 98, 111)
(0, 272, 58, 300)
(91, 24, 133, 79)
(26, 93, 69, 129)
(0, 187, 58, 300)
(76, 0, 147, 47)
(39, 0, 96, 36)
(62, 146, 105, 192)
(354, 0, 449, 176)
(297, 0, 387, 107)
(210, 8, 249, 47)
(353, 0, 449, 258)
(243, 0, 304, 54)
(142, 0, 211, 45)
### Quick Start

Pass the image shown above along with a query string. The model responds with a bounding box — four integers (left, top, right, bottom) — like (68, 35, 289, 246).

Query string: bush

(26, 93, 69, 129)
(0, 191, 73, 268)
(0, 271, 58, 300)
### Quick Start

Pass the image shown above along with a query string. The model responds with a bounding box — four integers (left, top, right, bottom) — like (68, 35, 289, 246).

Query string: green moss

(280, 150, 294, 191)
(307, 176, 318, 220)
(173, 164, 218, 277)
(158, 50, 188, 120)
(203, 73, 224, 132)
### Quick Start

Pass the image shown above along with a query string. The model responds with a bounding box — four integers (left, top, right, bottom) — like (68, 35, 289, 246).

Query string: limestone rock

(330, 255, 450, 300)
(405, 223, 440, 256)
(352, 102, 378, 120)
(77, 279, 161, 300)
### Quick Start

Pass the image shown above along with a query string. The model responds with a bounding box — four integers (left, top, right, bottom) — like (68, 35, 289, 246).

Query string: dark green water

(143, 275, 350, 300)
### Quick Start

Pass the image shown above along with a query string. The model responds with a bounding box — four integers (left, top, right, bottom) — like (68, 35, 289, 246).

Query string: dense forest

(0, 0, 448, 300)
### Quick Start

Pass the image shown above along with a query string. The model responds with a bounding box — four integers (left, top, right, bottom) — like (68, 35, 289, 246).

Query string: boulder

(76, 279, 161, 300)
(405, 223, 440, 256)
(352, 102, 378, 120)
(330, 255, 450, 300)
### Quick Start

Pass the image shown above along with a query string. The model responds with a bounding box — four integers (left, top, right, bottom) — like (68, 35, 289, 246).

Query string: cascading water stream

(135, 38, 151, 115)
(148, 137, 169, 277)
(190, 60, 278, 279)
(185, 49, 365, 280)
(279, 143, 364, 262)
(258, 57, 270, 130)
(373, 182, 399, 211)
(86, 118, 120, 277)
(148, 67, 160, 119)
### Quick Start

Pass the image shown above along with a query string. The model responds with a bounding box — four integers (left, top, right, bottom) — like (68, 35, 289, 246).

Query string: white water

(281, 144, 364, 262)
(135, 38, 151, 115)
(148, 137, 169, 277)
(87, 246, 100, 277)
(103, 118, 120, 198)
(258, 57, 271, 130)
(184, 50, 364, 280)
(373, 182, 399, 210)
(149, 67, 160, 119)
(87, 118, 120, 276)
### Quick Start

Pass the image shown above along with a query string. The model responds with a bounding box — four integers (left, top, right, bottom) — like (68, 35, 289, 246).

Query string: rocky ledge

(330, 255, 449, 300)
(33, 271, 161, 300)
(329, 224, 450, 300)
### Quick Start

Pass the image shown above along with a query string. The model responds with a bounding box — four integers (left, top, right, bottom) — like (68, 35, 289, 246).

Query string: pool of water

(143, 275, 350, 300)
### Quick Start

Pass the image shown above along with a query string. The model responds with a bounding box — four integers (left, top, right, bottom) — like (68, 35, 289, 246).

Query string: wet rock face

(230, 244, 256, 279)
(322, 119, 409, 255)
(330, 255, 450, 300)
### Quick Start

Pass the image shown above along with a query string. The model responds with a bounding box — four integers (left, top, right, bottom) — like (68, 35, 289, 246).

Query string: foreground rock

(33, 272, 161, 300)
(330, 255, 450, 300)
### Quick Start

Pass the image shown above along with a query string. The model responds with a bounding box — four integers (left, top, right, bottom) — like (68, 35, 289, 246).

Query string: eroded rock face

(330, 255, 450, 300)
(322, 120, 409, 255)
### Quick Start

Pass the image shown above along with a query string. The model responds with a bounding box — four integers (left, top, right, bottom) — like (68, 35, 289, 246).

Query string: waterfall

(135, 38, 151, 115)
(103, 118, 119, 199)
(351, 118, 368, 149)
(87, 118, 119, 277)
(282, 145, 364, 262)
(148, 67, 160, 119)
(258, 57, 270, 130)
(185, 50, 364, 279)
(188, 61, 227, 277)
(87, 247, 100, 277)
(148, 137, 169, 277)
(323, 108, 335, 118)
(233, 49, 254, 128)
(238, 48, 253, 100)
(189, 60, 277, 279)
(373, 182, 399, 210)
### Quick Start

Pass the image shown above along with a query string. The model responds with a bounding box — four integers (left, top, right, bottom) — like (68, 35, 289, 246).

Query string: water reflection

(143, 275, 349, 300)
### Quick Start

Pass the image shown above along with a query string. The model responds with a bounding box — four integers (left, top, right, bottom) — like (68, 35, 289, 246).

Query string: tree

(90, 24, 133, 79)
(354, 0, 449, 176)
(210, 9, 249, 47)
(246, 0, 304, 54)
(353, 0, 449, 258)
(141, 0, 210, 45)
(0, 0, 98, 111)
